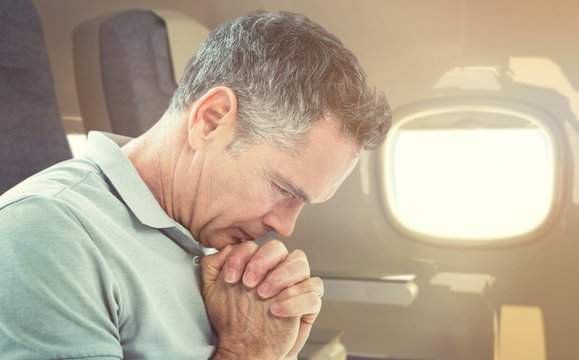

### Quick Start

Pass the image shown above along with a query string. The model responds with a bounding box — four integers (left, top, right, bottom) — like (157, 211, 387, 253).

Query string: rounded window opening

(381, 101, 562, 247)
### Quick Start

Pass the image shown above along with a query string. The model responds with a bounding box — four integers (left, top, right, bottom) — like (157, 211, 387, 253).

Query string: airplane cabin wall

(31, 0, 579, 359)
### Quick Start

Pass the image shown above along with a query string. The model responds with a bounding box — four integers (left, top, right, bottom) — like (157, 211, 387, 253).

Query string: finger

(222, 241, 259, 284)
(201, 245, 233, 294)
(285, 318, 315, 359)
(270, 291, 322, 318)
(256, 249, 310, 299)
(270, 277, 323, 317)
(277, 277, 323, 358)
(242, 239, 289, 288)
(274, 276, 324, 302)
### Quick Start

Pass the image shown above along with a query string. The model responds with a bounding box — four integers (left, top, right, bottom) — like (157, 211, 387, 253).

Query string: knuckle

(228, 242, 257, 266)
(239, 240, 259, 253)
(248, 241, 288, 274)
(307, 292, 322, 311)
(280, 285, 304, 299)
(284, 284, 300, 298)
(312, 277, 324, 291)
(294, 256, 310, 268)
(248, 254, 271, 272)
(291, 258, 310, 277)
(265, 238, 288, 254)
(291, 249, 307, 261)
(284, 300, 297, 316)
(245, 257, 266, 274)
(263, 269, 284, 286)
(224, 253, 243, 269)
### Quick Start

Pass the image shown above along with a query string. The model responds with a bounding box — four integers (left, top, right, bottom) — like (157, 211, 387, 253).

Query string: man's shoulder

(0, 157, 106, 211)
(0, 187, 87, 236)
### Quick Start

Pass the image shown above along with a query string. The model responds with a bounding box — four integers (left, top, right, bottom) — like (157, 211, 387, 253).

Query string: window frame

(377, 98, 567, 248)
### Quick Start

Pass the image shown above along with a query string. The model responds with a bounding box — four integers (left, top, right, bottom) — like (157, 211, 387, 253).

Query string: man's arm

(0, 197, 123, 359)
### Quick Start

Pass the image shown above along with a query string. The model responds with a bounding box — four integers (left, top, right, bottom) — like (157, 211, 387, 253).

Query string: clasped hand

(201, 240, 324, 360)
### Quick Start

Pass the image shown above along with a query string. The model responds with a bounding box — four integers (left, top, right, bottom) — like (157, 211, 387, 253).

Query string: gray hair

(168, 11, 391, 154)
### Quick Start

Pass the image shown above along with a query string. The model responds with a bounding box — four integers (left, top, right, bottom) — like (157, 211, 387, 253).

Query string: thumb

(201, 245, 233, 293)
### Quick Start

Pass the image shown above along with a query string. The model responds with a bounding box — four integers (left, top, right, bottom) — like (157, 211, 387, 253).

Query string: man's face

(185, 118, 359, 250)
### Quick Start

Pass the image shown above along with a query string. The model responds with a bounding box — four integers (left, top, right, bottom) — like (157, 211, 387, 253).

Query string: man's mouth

(239, 228, 258, 242)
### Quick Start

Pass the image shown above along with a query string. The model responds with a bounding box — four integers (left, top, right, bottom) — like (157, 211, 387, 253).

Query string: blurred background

(12, 0, 579, 358)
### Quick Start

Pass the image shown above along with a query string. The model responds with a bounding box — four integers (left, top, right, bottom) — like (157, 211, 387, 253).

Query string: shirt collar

(83, 131, 211, 255)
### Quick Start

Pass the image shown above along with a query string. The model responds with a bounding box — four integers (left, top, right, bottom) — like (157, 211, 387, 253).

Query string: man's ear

(187, 86, 238, 150)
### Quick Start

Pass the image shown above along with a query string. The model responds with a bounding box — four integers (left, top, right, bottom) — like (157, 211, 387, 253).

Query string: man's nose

(263, 200, 305, 238)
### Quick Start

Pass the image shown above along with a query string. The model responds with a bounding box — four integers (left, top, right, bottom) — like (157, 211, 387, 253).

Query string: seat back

(74, 9, 208, 137)
(0, 0, 72, 194)
(100, 10, 176, 136)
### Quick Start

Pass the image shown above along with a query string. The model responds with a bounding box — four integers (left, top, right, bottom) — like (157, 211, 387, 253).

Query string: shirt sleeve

(0, 196, 123, 359)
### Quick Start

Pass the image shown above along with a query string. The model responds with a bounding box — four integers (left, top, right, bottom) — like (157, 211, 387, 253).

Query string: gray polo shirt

(0, 132, 216, 359)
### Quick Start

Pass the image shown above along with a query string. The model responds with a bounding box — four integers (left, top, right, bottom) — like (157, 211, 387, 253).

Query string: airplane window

(381, 105, 558, 246)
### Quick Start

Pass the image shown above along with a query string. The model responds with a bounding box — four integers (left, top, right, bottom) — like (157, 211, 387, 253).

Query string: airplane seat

(73, 9, 208, 137)
(0, 0, 72, 194)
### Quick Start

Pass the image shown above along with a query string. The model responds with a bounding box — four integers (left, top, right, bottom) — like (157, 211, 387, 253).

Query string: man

(0, 10, 390, 359)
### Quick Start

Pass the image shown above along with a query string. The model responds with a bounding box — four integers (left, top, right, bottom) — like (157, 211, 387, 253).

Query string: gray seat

(74, 10, 177, 137)
(0, 0, 72, 194)
(100, 10, 177, 137)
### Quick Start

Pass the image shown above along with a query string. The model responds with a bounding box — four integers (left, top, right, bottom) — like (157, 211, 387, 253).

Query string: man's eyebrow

(268, 170, 311, 203)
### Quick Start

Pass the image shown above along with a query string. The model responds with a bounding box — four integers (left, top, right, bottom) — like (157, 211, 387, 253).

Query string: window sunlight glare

(385, 128, 555, 241)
